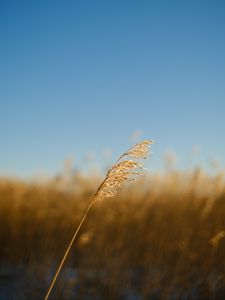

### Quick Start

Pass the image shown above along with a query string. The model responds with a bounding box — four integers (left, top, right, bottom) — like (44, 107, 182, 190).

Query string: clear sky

(1, 0, 225, 177)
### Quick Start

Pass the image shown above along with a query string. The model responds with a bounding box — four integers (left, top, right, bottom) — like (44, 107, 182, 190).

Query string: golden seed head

(94, 140, 154, 202)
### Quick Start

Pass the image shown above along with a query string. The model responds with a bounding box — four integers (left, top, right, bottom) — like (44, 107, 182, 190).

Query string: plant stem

(44, 200, 94, 300)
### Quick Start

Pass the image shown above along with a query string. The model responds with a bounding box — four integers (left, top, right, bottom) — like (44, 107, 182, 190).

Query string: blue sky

(1, 0, 225, 177)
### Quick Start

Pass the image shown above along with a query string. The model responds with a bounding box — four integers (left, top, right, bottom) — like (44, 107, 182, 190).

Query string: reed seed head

(93, 140, 154, 202)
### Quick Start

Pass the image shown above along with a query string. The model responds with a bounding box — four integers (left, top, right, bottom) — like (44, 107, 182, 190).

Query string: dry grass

(44, 140, 153, 300)
(0, 168, 225, 299)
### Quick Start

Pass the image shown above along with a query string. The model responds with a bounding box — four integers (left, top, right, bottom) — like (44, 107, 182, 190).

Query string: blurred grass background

(0, 167, 225, 299)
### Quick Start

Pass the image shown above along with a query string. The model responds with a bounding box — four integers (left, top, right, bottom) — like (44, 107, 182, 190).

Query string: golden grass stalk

(44, 140, 154, 300)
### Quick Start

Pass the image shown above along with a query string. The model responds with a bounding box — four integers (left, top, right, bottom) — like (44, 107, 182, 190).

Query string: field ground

(0, 169, 225, 299)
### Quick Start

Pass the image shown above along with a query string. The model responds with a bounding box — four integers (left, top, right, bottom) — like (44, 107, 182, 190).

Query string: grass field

(0, 169, 225, 299)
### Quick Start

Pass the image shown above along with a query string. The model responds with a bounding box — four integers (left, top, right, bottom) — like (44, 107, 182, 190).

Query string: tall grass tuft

(44, 140, 154, 300)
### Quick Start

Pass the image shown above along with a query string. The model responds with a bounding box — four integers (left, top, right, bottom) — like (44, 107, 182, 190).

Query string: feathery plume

(93, 140, 154, 202)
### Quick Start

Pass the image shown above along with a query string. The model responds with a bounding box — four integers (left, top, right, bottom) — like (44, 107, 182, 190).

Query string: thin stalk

(44, 140, 153, 300)
(44, 200, 94, 300)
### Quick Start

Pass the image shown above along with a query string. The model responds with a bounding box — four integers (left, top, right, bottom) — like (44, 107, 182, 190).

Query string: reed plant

(44, 140, 154, 300)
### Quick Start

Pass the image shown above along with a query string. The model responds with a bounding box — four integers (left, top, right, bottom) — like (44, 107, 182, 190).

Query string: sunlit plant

(44, 140, 154, 300)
